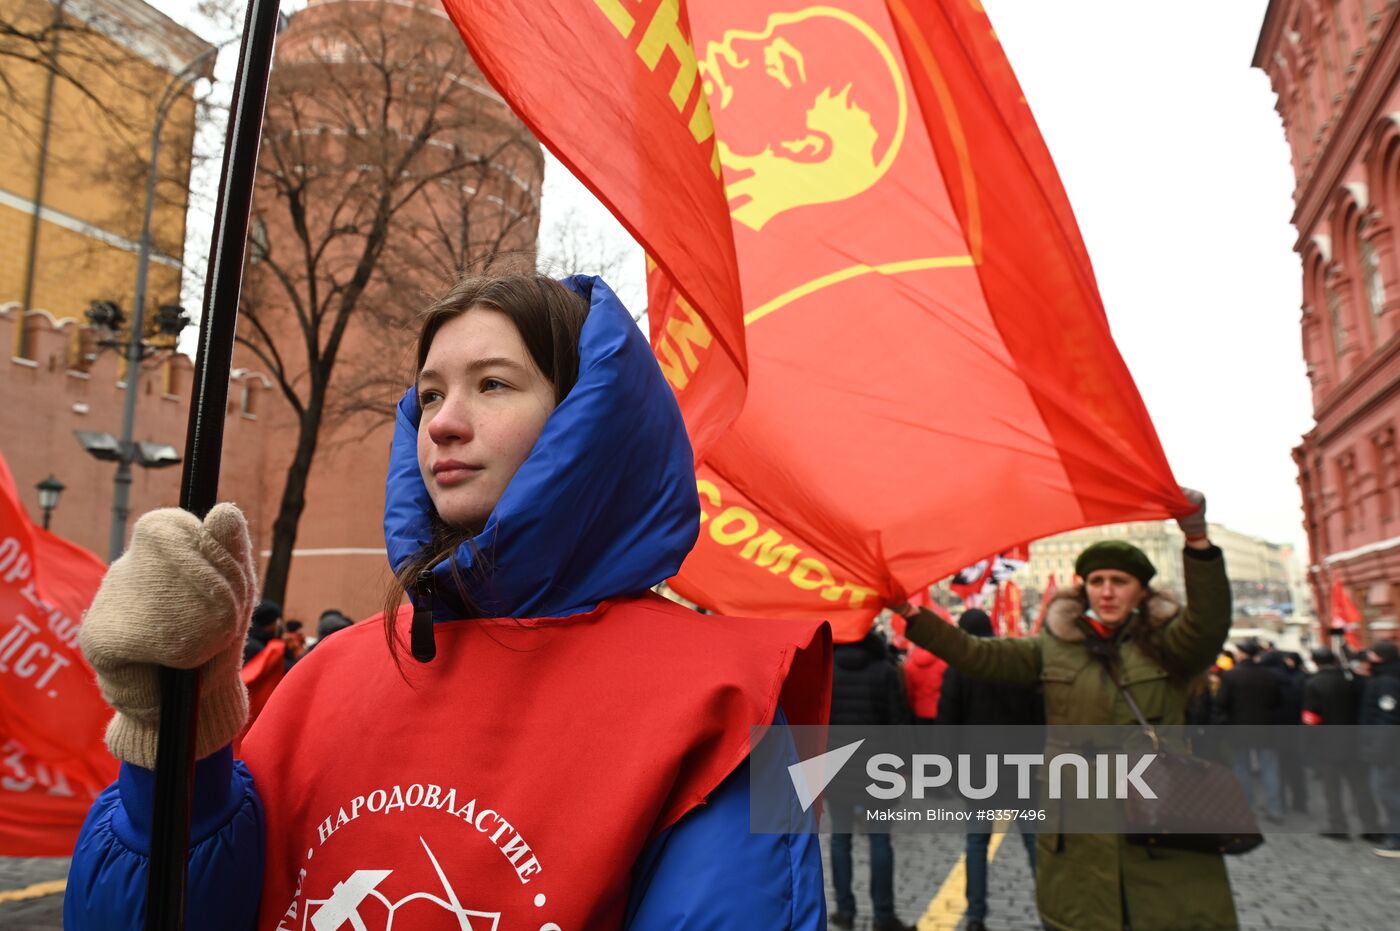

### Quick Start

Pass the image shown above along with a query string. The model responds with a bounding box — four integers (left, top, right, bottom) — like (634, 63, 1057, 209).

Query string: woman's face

(1084, 569, 1146, 626)
(416, 308, 556, 532)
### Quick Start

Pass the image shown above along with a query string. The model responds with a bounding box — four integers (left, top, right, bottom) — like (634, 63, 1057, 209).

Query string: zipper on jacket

(411, 568, 437, 663)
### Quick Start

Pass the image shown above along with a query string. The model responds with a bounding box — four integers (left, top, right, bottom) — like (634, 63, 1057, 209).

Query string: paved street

(3, 829, 1397, 929)
(821, 825, 1400, 930)
(0, 856, 65, 931)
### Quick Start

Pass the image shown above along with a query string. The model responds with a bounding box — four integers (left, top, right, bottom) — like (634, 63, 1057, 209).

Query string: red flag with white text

(0, 452, 116, 855)
(442, 1, 1187, 642)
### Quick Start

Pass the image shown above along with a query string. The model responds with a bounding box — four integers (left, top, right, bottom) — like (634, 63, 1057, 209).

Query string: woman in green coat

(896, 489, 1238, 931)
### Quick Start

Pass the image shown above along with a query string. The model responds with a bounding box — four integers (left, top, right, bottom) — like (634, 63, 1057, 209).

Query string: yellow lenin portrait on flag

(698, 6, 909, 231)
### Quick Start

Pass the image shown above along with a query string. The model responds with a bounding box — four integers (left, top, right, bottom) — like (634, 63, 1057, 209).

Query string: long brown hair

(381, 274, 589, 663)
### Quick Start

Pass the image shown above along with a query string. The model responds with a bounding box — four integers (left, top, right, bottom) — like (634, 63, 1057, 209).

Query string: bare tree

(234, 0, 542, 604)
(2, 3, 132, 131)
(3, 0, 225, 337)
(538, 205, 642, 313)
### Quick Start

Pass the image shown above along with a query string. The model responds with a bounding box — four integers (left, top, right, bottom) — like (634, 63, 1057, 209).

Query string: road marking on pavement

(917, 823, 1007, 931)
(0, 878, 66, 904)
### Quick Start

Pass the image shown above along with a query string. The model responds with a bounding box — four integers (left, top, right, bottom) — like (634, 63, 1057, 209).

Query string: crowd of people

(1188, 633, 1400, 854)
(834, 548, 1400, 931)
(239, 600, 355, 666)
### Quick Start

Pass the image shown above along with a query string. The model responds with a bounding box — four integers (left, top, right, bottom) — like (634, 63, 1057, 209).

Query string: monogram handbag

(1097, 656, 1264, 855)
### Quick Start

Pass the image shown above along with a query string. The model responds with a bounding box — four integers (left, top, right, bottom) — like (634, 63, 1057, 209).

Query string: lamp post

(35, 475, 64, 530)
(108, 45, 217, 562)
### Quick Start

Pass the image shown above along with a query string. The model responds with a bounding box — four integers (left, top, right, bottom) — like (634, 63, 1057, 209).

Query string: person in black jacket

(242, 599, 283, 664)
(827, 630, 916, 931)
(1219, 638, 1285, 821)
(1360, 641, 1400, 856)
(936, 609, 1041, 931)
(1303, 647, 1379, 839)
(1265, 649, 1309, 814)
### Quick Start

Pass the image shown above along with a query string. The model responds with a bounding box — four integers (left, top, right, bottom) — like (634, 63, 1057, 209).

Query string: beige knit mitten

(79, 504, 258, 769)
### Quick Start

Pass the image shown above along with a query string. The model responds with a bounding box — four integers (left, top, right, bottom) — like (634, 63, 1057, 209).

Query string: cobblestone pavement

(0, 856, 66, 931)
(3, 830, 1398, 929)
(820, 825, 1400, 931)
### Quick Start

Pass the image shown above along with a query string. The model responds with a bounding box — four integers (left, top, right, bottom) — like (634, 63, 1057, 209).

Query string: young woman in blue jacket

(66, 274, 831, 930)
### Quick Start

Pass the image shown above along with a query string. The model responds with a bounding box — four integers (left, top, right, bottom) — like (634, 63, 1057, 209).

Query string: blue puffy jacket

(65, 276, 826, 929)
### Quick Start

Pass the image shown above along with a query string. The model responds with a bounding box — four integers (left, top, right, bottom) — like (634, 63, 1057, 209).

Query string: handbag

(1095, 655, 1264, 855)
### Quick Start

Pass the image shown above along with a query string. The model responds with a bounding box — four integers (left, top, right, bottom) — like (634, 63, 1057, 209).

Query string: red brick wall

(0, 304, 271, 565)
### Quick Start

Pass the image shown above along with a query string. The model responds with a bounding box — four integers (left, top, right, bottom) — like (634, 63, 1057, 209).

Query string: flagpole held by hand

(145, 1, 282, 927)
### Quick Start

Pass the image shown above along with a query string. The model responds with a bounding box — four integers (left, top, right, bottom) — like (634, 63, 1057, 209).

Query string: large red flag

(669, 0, 1185, 638)
(0, 452, 117, 855)
(443, 1, 1187, 641)
(1329, 577, 1364, 651)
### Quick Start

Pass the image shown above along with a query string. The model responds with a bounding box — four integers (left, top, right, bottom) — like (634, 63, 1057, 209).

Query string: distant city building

(1017, 522, 1187, 602)
(1255, 1, 1400, 643)
(1014, 520, 1296, 620)
(0, 0, 211, 350)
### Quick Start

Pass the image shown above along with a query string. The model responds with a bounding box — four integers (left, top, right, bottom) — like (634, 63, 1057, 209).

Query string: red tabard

(242, 593, 830, 931)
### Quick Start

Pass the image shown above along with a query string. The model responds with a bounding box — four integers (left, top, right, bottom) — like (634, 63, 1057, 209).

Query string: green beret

(1074, 540, 1156, 586)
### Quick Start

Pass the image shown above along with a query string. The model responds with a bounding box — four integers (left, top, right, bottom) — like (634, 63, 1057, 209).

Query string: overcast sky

(153, 0, 1310, 552)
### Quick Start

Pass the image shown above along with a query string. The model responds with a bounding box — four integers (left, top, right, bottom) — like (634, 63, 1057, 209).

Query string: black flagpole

(145, 1, 281, 927)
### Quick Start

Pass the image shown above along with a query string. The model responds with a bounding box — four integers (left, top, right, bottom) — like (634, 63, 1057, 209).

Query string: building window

(240, 381, 258, 418)
(1338, 450, 1362, 534)
(1361, 218, 1386, 322)
(1373, 427, 1397, 525)
(1327, 283, 1347, 355)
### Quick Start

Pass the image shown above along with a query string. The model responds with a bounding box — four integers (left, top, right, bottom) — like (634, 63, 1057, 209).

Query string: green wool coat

(906, 549, 1237, 931)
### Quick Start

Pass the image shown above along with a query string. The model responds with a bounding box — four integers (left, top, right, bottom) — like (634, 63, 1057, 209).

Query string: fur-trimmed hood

(1043, 586, 1182, 642)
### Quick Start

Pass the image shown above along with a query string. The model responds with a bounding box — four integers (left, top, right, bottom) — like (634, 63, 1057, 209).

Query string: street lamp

(35, 475, 64, 530)
(75, 428, 183, 559)
(85, 44, 218, 563)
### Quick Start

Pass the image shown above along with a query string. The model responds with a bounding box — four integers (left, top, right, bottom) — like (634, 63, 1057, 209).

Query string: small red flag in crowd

(1328, 576, 1364, 651)
(1032, 574, 1059, 635)
(999, 580, 1024, 638)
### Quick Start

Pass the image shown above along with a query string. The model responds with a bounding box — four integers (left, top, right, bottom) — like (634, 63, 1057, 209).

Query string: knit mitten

(79, 504, 258, 769)
(1176, 487, 1208, 540)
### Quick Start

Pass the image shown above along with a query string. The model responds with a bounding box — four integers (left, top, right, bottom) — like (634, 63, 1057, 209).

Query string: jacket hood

(958, 609, 993, 637)
(834, 632, 887, 670)
(1043, 585, 1181, 643)
(383, 275, 699, 620)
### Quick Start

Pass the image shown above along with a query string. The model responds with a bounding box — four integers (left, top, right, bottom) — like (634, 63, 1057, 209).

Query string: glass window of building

(1361, 218, 1386, 323)
(1327, 284, 1346, 354)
